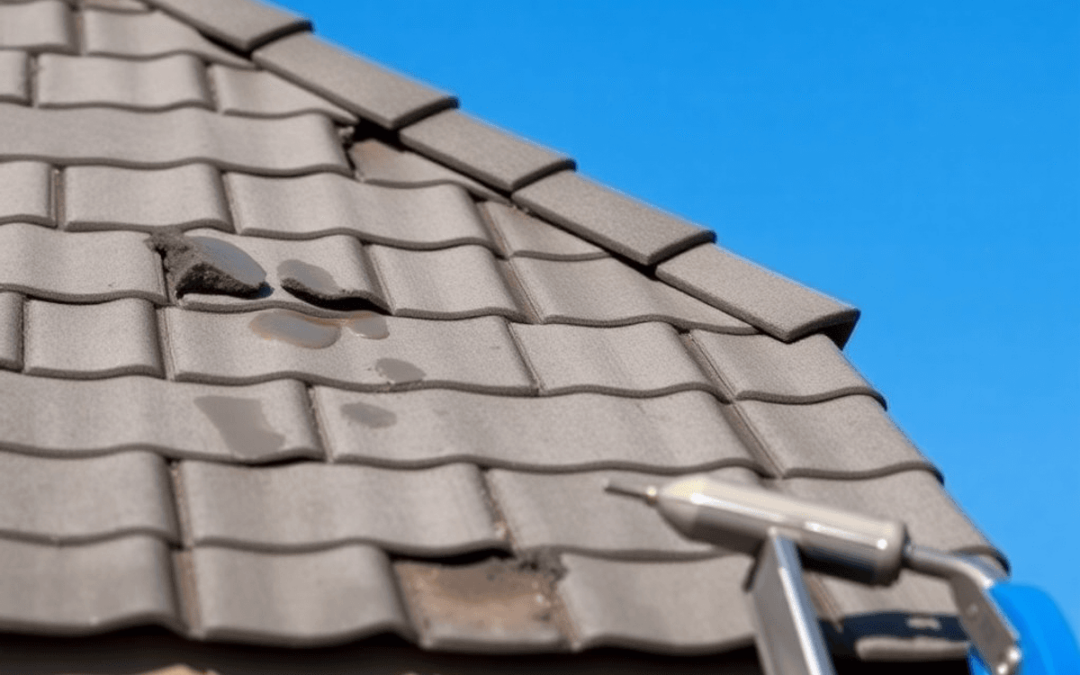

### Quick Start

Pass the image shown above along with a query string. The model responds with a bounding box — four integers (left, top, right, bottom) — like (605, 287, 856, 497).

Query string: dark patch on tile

(248, 309, 341, 349)
(341, 401, 397, 429)
(375, 358, 425, 384)
(516, 548, 568, 581)
(148, 231, 266, 298)
(345, 311, 389, 339)
(194, 396, 286, 459)
(278, 258, 344, 302)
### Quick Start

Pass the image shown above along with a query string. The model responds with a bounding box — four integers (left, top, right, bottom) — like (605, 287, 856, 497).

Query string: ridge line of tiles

(142, 0, 312, 53)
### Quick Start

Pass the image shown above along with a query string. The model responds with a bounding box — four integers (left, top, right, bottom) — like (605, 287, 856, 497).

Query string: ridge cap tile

(143, 0, 311, 53)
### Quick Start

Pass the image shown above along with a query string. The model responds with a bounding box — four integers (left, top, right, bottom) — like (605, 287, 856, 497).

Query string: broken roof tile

(481, 202, 605, 261)
(315, 387, 759, 472)
(83, 9, 250, 67)
(0, 371, 321, 463)
(559, 554, 755, 654)
(513, 256, 755, 333)
(24, 298, 164, 379)
(226, 172, 493, 249)
(691, 332, 879, 404)
(190, 545, 412, 646)
(0, 224, 165, 303)
(65, 164, 229, 233)
(37, 54, 211, 111)
(0, 51, 29, 104)
(0, 104, 349, 176)
(253, 32, 456, 129)
(400, 110, 574, 192)
(0, 161, 52, 227)
(0, 293, 22, 371)
(144, 0, 311, 53)
(0, 1, 75, 54)
(368, 244, 524, 320)
(166, 309, 534, 394)
(0, 450, 177, 544)
(350, 139, 506, 203)
(510, 321, 712, 396)
(0, 535, 179, 634)
(179, 461, 505, 555)
(514, 171, 715, 266)
(657, 243, 861, 346)
(210, 64, 356, 123)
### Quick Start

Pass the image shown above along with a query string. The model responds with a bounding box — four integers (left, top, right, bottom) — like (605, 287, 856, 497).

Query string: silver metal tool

(606, 475, 1021, 675)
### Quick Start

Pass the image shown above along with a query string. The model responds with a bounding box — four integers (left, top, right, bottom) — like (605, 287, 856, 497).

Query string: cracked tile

(37, 54, 210, 111)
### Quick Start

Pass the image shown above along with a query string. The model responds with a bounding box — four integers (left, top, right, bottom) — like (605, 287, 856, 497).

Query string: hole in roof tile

(148, 231, 267, 298)
(375, 357, 425, 384)
(278, 259, 344, 302)
(345, 311, 389, 339)
(341, 401, 397, 428)
(249, 309, 341, 349)
(194, 396, 285, 459)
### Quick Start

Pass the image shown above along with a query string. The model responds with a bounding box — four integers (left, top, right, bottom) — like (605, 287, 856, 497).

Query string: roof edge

(144, 0, 312, 53)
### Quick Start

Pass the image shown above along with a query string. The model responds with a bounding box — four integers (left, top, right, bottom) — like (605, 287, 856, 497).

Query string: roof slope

(0, 0, 1002, 671)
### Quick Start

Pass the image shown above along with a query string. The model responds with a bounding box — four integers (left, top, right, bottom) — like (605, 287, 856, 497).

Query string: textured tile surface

(211, 64, 355, 123)
(316, 387, 759, 472)
(559, 554, 755, 653)
(482, 202, 604, 261)
(510, 321, 711, 396)
(0, 162, 52, 226)
(0, 1, 74, 54)
(401, 110, 574, 192)
(0, 450, 177, 544)
(37, 54, 210, 111)
(658, 244, 861, 346)
(179, 461, 504, 555)
(368, 244, 522, 320)
(0, 293, 22, 371)
(83, 9, 249, 66)
(145, 0, 311, 52)
(191, 545, 411, 646)
(166, 309, 534, 394)
(227, 172, 491, 248)
(0, 224, 165, 303)
(514, 171, 715, 266)
(24, 298, 164, 379)
(0, 52, 28, 104)
(350, 139, 505, 203)
(0, 536, 178, 634)
(253, 32, 456, 129)
(65, 164, 229, 232)
(0, 371, 320, 463)
(513, 256, 755, 332)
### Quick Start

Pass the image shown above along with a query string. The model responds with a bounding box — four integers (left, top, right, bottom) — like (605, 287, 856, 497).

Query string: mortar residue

(147, 231, 267, 298)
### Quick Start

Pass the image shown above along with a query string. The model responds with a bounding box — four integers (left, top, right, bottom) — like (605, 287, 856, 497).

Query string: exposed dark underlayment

(148, 231, 267, 298)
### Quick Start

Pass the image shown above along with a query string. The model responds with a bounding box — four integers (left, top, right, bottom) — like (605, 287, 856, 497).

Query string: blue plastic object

(968, 584, 1080, 675)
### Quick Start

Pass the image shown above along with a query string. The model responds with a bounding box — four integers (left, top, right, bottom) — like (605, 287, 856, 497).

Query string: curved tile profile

(83, 9, 250, 67)
(0, 161, 52, 227)
(65, 164, 229, 232)
(509, 322, 713, 397)
(37, 54, 211, 111)
(0, 371, 321, 463)
(0, 293, 22, 371)
(0, 450, 177, 544)
(0, 535, 180, 635)
(316, 388, 760, 473)
(657, 243, 861, 347)
(691, 332, 881, 404)
(0, 224, 165, 304)
(559, 554, 755, 654)
(166, 309, 534, 394)
(350, 139, 506, 203)
(178, 461, 505, 555)
(0, 52, 29, 105)
(0, 104, 349, 176)
(211, 64, 356, 123)
(481, 202, 604, 261)
(226, 172, 492, 248)
(144, 0, 311, 52)
(191, 545, 412, 646)
(24, 298, 164, 379)
(0, 1, 74, 54)
(513, 256, 755, 333)
(84, 0, 150, 12)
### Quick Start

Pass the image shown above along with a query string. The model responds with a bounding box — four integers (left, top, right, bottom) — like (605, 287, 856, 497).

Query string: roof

(0, 0, 1003, 672)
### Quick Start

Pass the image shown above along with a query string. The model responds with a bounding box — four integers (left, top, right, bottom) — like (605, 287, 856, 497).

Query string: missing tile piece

(147, 231, 267, 298)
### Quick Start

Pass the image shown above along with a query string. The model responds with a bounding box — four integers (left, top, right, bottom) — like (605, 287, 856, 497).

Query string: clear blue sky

(282, 0, 1079, 632)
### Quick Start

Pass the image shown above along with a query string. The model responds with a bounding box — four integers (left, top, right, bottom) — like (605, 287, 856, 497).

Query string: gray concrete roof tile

(0, 293, 22, 371)
(315, 387, 760, 472)
(226, 172, 493, 248)
(190, 545, 412, 646)
(210, 64, 356, 123)
(0, 51, 29, 104)
(514, 171, 715, 266)
(691, 332, 879, 404)
(0, 224, 166, 303)
(481, 201, 605, 261)
(144, 0, 311, 52)
(513, 256, 755, 333)
(0, 1, 75, 54)
(400, 110, 574, 192)
(179, 461, 505, 555)
(509, 321, 712, 396)
(253, 32, 456, 129)
(368, 244, 523, 320)
(0, 370, 321, 463)
(657, 243, 860, 346)
(0, 161, 52, 227)
(37, 54, 211, 111)
(559, 554, 755, 653)
(0, 535, 179, 634)
(65, 164, 229, 232)
(737, 395, 934, 479)
(24, 297, 164, 379)
(82, 0, 151, 12)
(166, 309, 534, 394)
(0, 450, 177, 544)
(350, 138, 507, 203)
(83, 9, 250, 67)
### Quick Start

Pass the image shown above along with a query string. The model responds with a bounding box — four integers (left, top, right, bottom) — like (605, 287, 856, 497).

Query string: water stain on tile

(375, 357, 425, 384)
(194, 396, 285, 459)
(278, 258, 345, 303)
(345, 311, 389, 339)
(249, 309, 341, 349)
(148, 231, 267, 297)
(341, 401, 398, 428)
